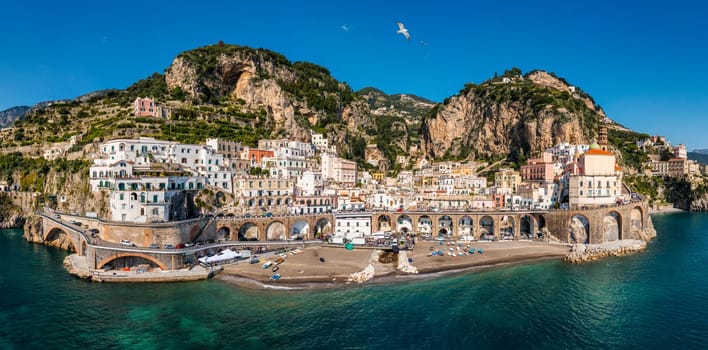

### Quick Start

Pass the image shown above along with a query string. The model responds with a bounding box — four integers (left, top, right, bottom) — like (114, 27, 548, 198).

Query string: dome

(589, 142, 600, 150)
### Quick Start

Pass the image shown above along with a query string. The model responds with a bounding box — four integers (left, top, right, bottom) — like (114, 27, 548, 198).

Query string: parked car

(53, 214, 61, 219)
(184, 242, 194, 247)
(164, 244, 175, 249)
(148, 243, 159, 249)
(120, 240, 134, 247)
(243, 213, 252, 218)
(175, 243, 186, 249)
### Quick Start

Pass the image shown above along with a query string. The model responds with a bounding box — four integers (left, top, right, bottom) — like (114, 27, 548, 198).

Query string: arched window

(130, 192, 137, 200)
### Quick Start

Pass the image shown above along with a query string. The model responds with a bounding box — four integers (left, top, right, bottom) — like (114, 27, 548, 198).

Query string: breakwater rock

(347, 250, 382, 283)
(565, 240, 647, 263)
(397, 251, 418, 274)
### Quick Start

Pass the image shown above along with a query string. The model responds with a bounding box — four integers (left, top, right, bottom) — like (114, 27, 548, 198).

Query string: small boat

(261, 261, 273, 269)
(275, 257, 285, 265)
(477, 249, 484, 254)
(270, 273, 281, 281)
(468, 249, 475, 254)
(272, 265, 279, 272)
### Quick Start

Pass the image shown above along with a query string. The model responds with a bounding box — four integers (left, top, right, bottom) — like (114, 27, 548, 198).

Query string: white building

(321, 153, 357, 186)
(296, 170, 322, 196)
(310, 132, 329, 151)
(334, 212, 372, 239)
(568, 145, 622, 208)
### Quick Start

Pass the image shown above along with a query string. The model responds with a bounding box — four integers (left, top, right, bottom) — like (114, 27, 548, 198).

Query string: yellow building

(494, 169, 520, 193)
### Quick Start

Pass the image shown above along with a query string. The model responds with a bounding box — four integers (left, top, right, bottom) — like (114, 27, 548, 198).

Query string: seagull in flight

(396, 21, 410, 40)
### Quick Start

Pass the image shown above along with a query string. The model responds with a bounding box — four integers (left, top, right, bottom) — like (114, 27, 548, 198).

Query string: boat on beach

(262, 261, 273, 269)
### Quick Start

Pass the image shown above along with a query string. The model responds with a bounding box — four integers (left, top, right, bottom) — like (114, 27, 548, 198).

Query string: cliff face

(0, 105, 30, 128)
(421, 71, 604, 160)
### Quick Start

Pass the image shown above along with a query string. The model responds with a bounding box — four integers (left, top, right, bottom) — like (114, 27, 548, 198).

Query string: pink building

(521, 152, 555, 183)
(133, 97, 156, 117)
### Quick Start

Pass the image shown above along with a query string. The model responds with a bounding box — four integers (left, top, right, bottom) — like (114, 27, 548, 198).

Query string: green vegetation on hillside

(0, 152, 89, 192)
(279, 61, 354, 127)
(607, 129, 651, 171)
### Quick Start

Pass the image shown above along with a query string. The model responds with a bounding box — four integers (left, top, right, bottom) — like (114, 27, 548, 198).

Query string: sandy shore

(218, 241, 571, 289)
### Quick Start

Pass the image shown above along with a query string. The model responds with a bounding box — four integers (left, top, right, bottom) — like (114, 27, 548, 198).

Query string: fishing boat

(275, 257, 285, 265)
(270, 273, 281, 281)
(272, 265, 279, 272)
(477, 249, 484, 254)
(261, 261, 273, 269)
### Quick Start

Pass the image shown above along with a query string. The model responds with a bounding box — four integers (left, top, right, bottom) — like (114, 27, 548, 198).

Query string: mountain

(0, 106, 30, 128)
(689, 151, 708, 165)
(357, 87, 435, 143)
(693, 149, 708, 155)
(1, 44, 654, 173)
(420, 69, 644, 167)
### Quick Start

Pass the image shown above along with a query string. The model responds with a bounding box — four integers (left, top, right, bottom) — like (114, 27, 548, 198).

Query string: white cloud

(340, 25, 350, 32)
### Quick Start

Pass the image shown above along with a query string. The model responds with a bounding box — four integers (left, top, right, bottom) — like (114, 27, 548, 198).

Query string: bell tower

(598, 125, 608, 151)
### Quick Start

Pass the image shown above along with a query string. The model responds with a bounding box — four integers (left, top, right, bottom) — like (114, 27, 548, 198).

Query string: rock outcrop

(347, 250, 382, 283)
(421, 70, 606, 160)
(397, 251, 418, 274)
(564, 240, 647, 263)
(0, 214, 25, 229)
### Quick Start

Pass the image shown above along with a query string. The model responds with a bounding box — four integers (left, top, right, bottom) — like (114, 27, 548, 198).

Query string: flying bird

(396, 21, 410, 40)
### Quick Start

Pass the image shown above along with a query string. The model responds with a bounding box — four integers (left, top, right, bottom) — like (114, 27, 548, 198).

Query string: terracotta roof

(584, 149, 614, 156)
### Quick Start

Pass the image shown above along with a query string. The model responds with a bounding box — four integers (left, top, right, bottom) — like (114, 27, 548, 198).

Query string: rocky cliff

(165, 45, 354, 143)
(421, 70, 606, 160)
(0, 105, 30, 128)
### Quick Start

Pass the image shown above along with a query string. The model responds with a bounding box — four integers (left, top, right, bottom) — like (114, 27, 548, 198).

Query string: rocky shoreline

(564, 240, 647, 263)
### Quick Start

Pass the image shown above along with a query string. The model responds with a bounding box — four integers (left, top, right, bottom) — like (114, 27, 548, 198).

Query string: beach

(218, 241, 571, 289)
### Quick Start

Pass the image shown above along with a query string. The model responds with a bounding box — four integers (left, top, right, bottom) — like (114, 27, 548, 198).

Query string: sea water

(1, 212, 707, 349)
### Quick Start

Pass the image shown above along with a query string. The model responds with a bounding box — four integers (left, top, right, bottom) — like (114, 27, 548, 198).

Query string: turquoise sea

(1, 212, 707, 349)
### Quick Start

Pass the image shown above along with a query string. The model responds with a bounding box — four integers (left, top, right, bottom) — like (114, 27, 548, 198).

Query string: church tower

(598, 125, 608, 151)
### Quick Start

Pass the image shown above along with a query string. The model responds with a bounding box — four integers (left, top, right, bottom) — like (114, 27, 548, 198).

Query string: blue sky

(1, 0, 707, 149)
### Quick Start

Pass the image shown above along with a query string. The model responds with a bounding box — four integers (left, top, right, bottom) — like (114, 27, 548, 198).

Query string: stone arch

(292, 220, 310, 240)
(396, 215, 413, 234)
(266, 221, 287, 240)
(480, 216, 494, 240)
(97, 253, 168, 270)
(520, 215, 535, 239)
(458, 216, 473, 238)
(500, 215, 514, 240)
(216, 226, 230, 241)
(569, 214, 590, 244)
(417, 215, 433, 234)
(536, 214, 547, 238)
(238, 222, 259, 241)
(314, 218, 332, 239)
(439, 215, 453, 238)
(630, 206, 643, 235)
(45, 227, 77, 253)
(603, 211, 622, 242)
(80, 240, 87, 256)
(377, 214, 392, 231)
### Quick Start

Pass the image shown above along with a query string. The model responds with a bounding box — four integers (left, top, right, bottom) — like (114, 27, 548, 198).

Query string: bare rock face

(165, 49, 311, 142)
(422, 91, 588, 159)
(341, 100, 375, 131)
(421, 72, 601, 159)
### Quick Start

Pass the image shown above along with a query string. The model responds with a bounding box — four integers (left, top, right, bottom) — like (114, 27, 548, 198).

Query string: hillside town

(43, 97, 700, 241)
